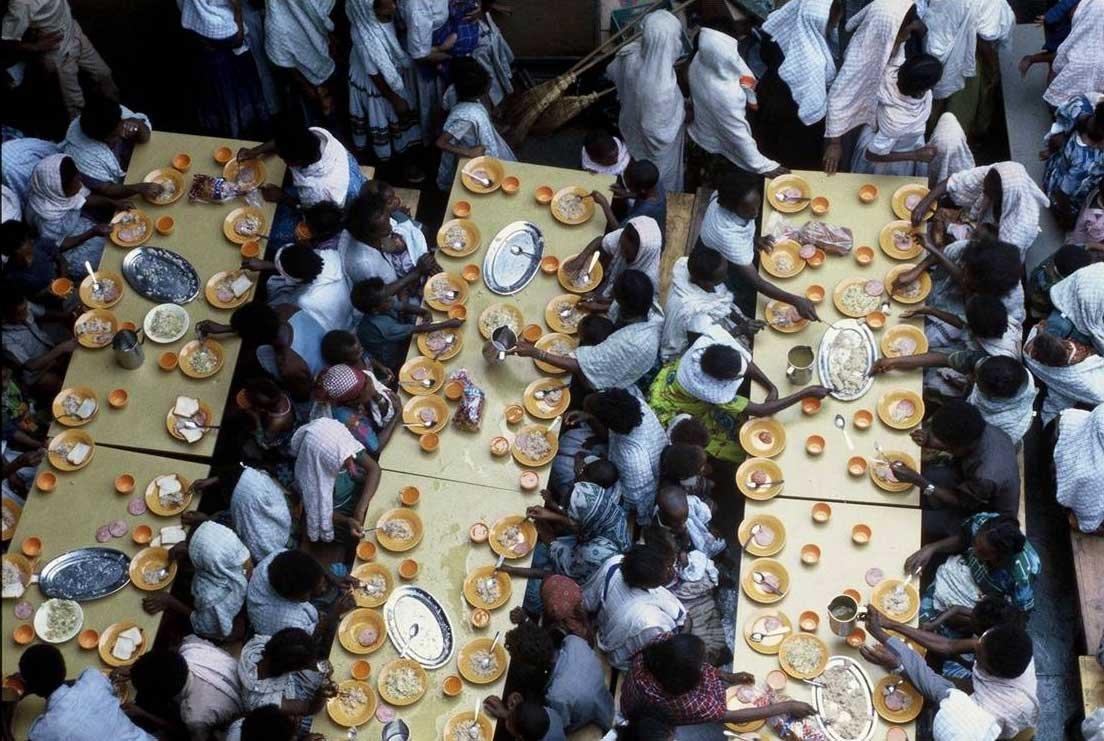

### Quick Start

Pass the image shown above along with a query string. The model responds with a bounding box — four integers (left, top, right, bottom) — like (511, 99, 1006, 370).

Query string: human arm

(865, 608, 955, 702)
(1018, 51, 1054, 76)
(510, 340, 583, 375)
(337, 452, 381, 538)
(194, 320, 236, 339)
(864, 143, 938, 165)
(903, 532, 967, 574)
(369, 72, 411, 117)
(236, 139, 278, 162)
(722, 701, 816, 724)
(58, 223, 112, 251)
(314, 592, 356, 644)
(744, 385, 831, 418)
(731, 263, 820, 321)
(141, 593, 192, 617)
(870, 352, 953, 374)
(20, 338, 78, 372)
(591, 190, 619, 233)
(744, 360, 779, 401)
(562, 235, 606, 275)
(410, 317, 464, 334)
(435, 132, 485, 160)
(911, 180, 949, 226)
(876, 616, 979, 657)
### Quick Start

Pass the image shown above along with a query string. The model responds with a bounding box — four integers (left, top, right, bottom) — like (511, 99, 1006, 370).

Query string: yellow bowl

(858, 184, 879, 203)
(502, 175, 520, 194)
(521, 323, 543, 343)
(327, 679, 378, 727)
(50, 277, 73, 297)
(865, 310, 886, 329)
(807, 248, 827, 267)
(802, 398, 821, 415)
(534, 185, 554, 204)
(21, 536, 42, 557)
(437, 219, 481, 258)
(400, 486, 421, 506)
(540, 256, 560, 274)
(848, 456, 868, 476)
(226, 156, 268, 190)
(158, 352, 178, 371)
(442, 674, 463, 696)
(811, 502, 832, 523)
(463, 565, 512, 610)
(356, 541, 377, 561)
(489, 436, 510, 457)
(504, 404, 525, 424)
(448, 305, 468, 321)
(352, 660, 372, 681)
(350, 563, 392, 607)
(550, 186, 595, 225)
(854, 245, 875, 266)
(810, 196, 830, 215)
(129, 546, 177, 591)
(852, 523, 873, 544)
(132, 525, 153, 545)
(853, 410, 874, 429)
(240, 240, 261, 259)
(171, 153, 191, 171)
(489, 515, 537, 559)
(460, 156, 506, 194)
(520, 471, 540, 491)
(847, 628, 867, 647)
(36, 471, 57, 492)
(470, 608, 491, 628)
(108, 389, 128, 408)
(805, 284, 825, 303)
(761, 240, 806, 279)
(78, 629, 100, 649)
(452, 200, 471, 218)
(13, 625, 34, 645)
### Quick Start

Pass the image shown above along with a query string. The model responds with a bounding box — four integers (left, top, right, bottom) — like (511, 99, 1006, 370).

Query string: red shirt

(620, 653, 728, 725)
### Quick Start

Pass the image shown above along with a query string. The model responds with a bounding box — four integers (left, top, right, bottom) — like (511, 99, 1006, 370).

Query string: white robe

(263, 0, 335, 86)
(927, 112, 975, 186)
(923, 0, 1013, 100)
(660, 257, 735, 362)
(1055, 405, 1104, 532)
(761, 0, 838, 125)
(851, 48, 931, 176)
(946, 162, 1049, 260)
(1044, 0, 1104, 108)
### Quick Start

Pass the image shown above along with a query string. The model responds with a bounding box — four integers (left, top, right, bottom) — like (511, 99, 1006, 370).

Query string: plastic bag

(798, 221, 853, 255)
(188, 174, 245, 203)
(448, 369, 485, 432)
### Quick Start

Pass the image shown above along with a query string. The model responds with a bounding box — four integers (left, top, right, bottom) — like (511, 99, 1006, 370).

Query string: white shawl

(271, 248, 358, 331)
(581, 137, 631, 176)
(1, 137, 61, 203)
(1044, 0, 1104, 108)
(188, 521, 250, 639)
(931, 553, 982, 613)
(1, 184, 20, 223)
(607, 10, 686, 191)
(263, 0, 335, 86)
(290, 418, 365, 542)
(26, 153, 89, 235)
(933, 689, 1002, 741)
(1024, 325, 1104, 424)
(61, 106, 150, 184)
(675, 332, 751, 404)
(339, 218, 428, 287)
(1055, 405, 1104, 532)
(660, 257, 736, 362)
(825, 0, 914, 138)
(928, 112, 976, 186)
(762, 0, 838, 125)
(946, 162, 1049, 259)
(602, 216, 663, 298)
(971, 660, 1040, 740)
(1050, 263, 1104, 354)
(873, 54, 932, 141)
(967, 369, 1036, 444)
(924, 0, 1013, 100)
(688, 28, 778, 174)
(347, 0, 411, 96)
(291, 127, 351, 207)
(230, 466, 292, 563)
(576, 312, 663, 390)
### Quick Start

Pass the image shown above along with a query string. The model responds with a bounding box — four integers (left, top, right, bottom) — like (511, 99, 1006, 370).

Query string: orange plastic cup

(853, 410, 874, 429)
(810, 196, 830, 215)
(399, 558, 419, 579)
(444, 380, 464, 401)
(857, 184, 878, 203)
(520, 471, 539, 491)
(240, 240, 261, 259)
(448, 305, 467, 321)
(805, 435, 825, 455)
(172, 153, 192, 172)
(799, 611, 820, 632)
(470, 608, 490, 628)
(118, 321, 137, 332)
(108, 389, 129, 408)
(21, 536, 42, 557)
(36, 471, 56, 492)
(540, 256, 560, 274)
(443, 675, 463, 696)
(356, 541, 377, 561)
(521, 324, 542, 343)
(801, 398, 822, 415)
(461, 264, 480, 282)
(133, 525, 153, 544)
(419, 433, 439, 453)
(13, 625, 34, 645)
(502, 176, 520, 194)
(400, 486, 421, 506)
(800, 544, 821, 565)
(852, 524, 872, 544)
(854, 246, 875, 266)
(534, 186, 554, 204)
(213, 146, 233, 164)
(155, 216, 175, 235)
(452, 201, 472, 218)
(846, 628, 867, 647)
(505, 405, 524, 424)
(158, 352, 178, 371)
(50, 278, 73, 297)
(805, 284, 825, 303)
(811, 502, 832, 523)
(114, 474, 135, 494)
(352, 660, 372, 680)
(78, 629, 100, 649)
(848, 457, 868, 476)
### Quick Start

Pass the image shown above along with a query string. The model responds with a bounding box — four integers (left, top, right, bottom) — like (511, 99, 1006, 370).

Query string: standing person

(1040, 94, 1104, 228)
(754, 0, 840, 170)
(398, 0, 451, 142)
(0, 0, 118, 118)
(1042, 0, 1104, 110)
(435, 57, 516, 190)
(1053, 403, 1104, 534)
(23, 154, 116, 273)
(263, 0, 336, 119)
(178, 0, 271, 138)
(606, 9, 686, 192)
(851, 54, 942, 176)
(927, 111, 976, 187)
(60, 95, 151, 185)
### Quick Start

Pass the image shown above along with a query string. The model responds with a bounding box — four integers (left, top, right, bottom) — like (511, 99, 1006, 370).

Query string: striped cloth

(609, 394, 666, 525)
(189, 521, 250, 640)
(924, 0, 1013, 100)
(928, 112, 976, 186)
(971, 659, 1040, 740)
(289, 418, 364, 543)
(1024, 324, 1104, 424)
(263, 0, 335, 86)
(61, 105, 150, 184)
(946, 162, 1049, 259)
(761, 0, 837, 125)
(1050, 263, 1104, 354)
(1054, 404, 1104, 532)
(1044, 0, 1104, 108)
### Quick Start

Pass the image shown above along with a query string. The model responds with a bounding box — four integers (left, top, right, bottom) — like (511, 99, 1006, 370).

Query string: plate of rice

(178, 340, 224, 379)
(512, 424, 558, 467)
(488, 515, 537, 559)
(550, 186, 595, 226)
(884, 264, 932, 304)
(327, 679, 378, 727)
(458, 636, 508, 684)
(74, 309, 118, 348)
(463, 565, 512, 610)
(777, 633, 829, 680)
(479, 303, 523, 340)
(437, 218, 481, 257)
(377, 658, 428, 706)
(142, 168, 186, 205)
(761, 240, 806, 279)
(143, 303, 190, 343)
(533, 333, 577, 375)
(375, 508, 424, 552)
(110, 209, 153, 247)
(443, 712, 493, 741)
(79, 271, 124, 308)
(423, 272, 469, 311)
(870, 579, 920, 622)
(222, 206, 267, 245)
(350, 563, 393, 608)
(813, 657, 877, 741)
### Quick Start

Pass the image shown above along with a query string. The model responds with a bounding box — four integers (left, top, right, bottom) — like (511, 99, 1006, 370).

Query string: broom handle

(569, 0, 702, 78)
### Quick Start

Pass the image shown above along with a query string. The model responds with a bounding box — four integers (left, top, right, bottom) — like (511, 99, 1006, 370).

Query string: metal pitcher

(482, 326, 517, 365)
(112, 328, 144, 370)
(827, 594, 865, 637)
(786, 345, 815, 385)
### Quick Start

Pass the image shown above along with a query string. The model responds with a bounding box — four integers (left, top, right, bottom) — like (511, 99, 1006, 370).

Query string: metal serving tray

(481, 221, 544, 295)
(122, 245, 200, 304)
(813, 655, 877, 741)
(818, 319, 878, 401)
(383, 586, 455, 669)
(37, 547, 131, 601)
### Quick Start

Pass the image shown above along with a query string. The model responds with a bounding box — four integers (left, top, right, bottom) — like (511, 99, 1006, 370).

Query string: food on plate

(773, 253, 795, 273)
(75, 315, 114, 346)
(481, 306, 520, 335)
(417, 407, 438, 426)
(550, 298, 583, 331)
(779, 187, 804, 201)
(357, 573, 388, 600)
(185, 345, 219, 375)
(515, 431, 552, 460)
(383, 665, 424, 700)
(52, 439, 92, 466)
(752, 524, 776, 547)
(558, 193, 586, 220)
(881, 588, 911, 615)
(904, 194, 922, 210)
(172, 396, 208, 443)
(496, 525, 528, 554)
(141, 564, 165, 585)
(769, 303, 801, 328)
(544, 338, 575, 358)
(749, 469, 770, 486)
(444, 224, 467, 248)
(892, 229, 916, 251)
(88, 277, 120, 304)
(469, 650, 500, 678)
(213, 272, 253, 303)
(820, 665, 871, 739)
(429, 277, 459, 303)
(892, 276, 924, 299)
(380, 517, 415, 541)
(872, 460, 899, 483)
(60, 393, 97, 420)
(3, 560, 26, 599)
(865, 567, 885, 587)
(2, 506, 17, 537)
(110, 626, 144, 661)
(838, 283, 883, 316)
(883, 684, 914, 712)
(155, 474, 186, 509)
(449, 719, 486, 741)
(424, 330, 454, 354)
(782, 636, 825, 675)
(474, 575, 501, 604)
(115, 211, 148, 242)
(150, 306, 186, 339)
(539, 388, 564, 408)
(233, 165, 258, 187)
(337, 684, 370, 714)
(357, 626, 380, 647)
(825, 331, 871, 397)
(890, 399, 916, 423)
(864, 280, 884, 297)
(234, 214, 261, 237)
(889, 336, 918, 356)
(42, 599, 82, 641)
(756, 431, 774, 446)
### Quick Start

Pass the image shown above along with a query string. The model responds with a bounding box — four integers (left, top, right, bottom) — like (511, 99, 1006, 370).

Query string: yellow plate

(523, 378, 570, 420)
(871, 579, 921, 622)
(338, 608, 387, 655)
(437, 218, 481, 257)
(351, 563, 393, 608)
(144, 474, 194, 516)
(739, 418, 786, 458)
(764, 300, 808, 333)
(740, 557, 790, 604)
(879, 221, 923, 260)
(463, 565, 512, 610)
(557, 253, 604, 294)
(98, 621, 146, 667)
(458, 636, 509, 684)
(512, 424, 559, 467)
(178, 340, 225, 379)
(142, 168, 186, 205)
(550, 186, 595, 226)
(460, 156, 505, 194)
(78, 271, 124, 308)
(423, 272, 469, 312)
(761, 239, 806, 279)
(402, 395, 449, 435)
(725, 685, 766, 733)
(222, 159, 266, 191)
(881, 324, 928, 358)
(1, 500, 22, 541)
(375, 508, 424, 552)
(488, 515, 538, 559)
(399, 356, 445, 396)
(479, 303, 524, 340)
(869, 451, 919, 493)
(885, 264, 932, 304)
(74, 308, 118, 348)
(110, 209, 153, 247)
(128, 547, 177, 591)
(742, 609, 793, 655)
(165, 401, 215, 442)
(545, 294, 584, 334)
(47, 429, 95, 471)
(205, 270, 254, 309)
(533, 333, 577, 375)
(377, 658, 429, 706)
(443, 712, 494, 741)
(833, 277, 885, 318)
(223, 206, 267, 245)
(877, 390, 925, 430)
(735, 458, 784, 500)
(766, 174, 812, 214)
(3, 553, 33, 587)
(777, 633, 829, 679)
(52, 386, 98, 427)
(872, 675, 924, 724)
(416, 327, 464, 361)
(327, 679, 378, 727)
(891, 184, 934, 221)
(737, 514, 786, 557)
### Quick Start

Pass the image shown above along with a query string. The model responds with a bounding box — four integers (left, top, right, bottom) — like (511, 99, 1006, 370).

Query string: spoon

(399, 622, 420, 659)
(401, 377, 435, 390)
(740, 523, 762, 554)
(492, 554, 506, 574)
(834, 414, 855, 451)
(746, 479, 782, 491)
(895, 567, 920, 597)
(533, 384, 568, 400)
(510, 245, 535, 258)
(480, 630, 502, 670)
(467, 171, 493, 187)
(749, 627, 791, 643)
(581, 252, 601, 283)
(85, 261, 100, 292)
(751, 571, 784, 595)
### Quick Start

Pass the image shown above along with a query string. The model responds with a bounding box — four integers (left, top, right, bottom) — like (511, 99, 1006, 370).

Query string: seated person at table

(1053, 404, 1104, 534)
(504, 621, 615, 733)
(590, 159, 668, 238)
(141, 521, 251, 643)
(0, 220, 63, 301)
(435, 58, 517, 191)
(582, 543, 685, 671)
(1046, 262, 1104, 352)
(861, 607, 1039, 740)
(1023, 318, 1104, 426)
(8, 644, 154, 740)
(660, 247, 755, 364)
(223, 704, 299, 741)
(127, 638, 243, 739)
(655, 480, 724, 558)
(966, 356, 1037, 446)
(660, 442, 713, 504)
(313, 363, 399, 456)
(257, 243, 355, 331)
(512, 270, 663, 392)
(482, 694, 567, 741)
(1, 286, 77, 396)
(231, 378, 300, 487)
(363, 179, 417, 224)
(299, 200, 345, 250)
(620, 633, 815, 727)
(61, 95, 151, 185)
(581, 131, 631, 178)
(891, 400, 1020, 536)
(237, 629, 330, 732)
(321, 329, 396, 388)
(245, 548, 355, 641)
(907, 513, 1039, 629)
(2, 355, 49, 452)
(565, 215, 662, 305)
(340, 188, 434, 290)
(1026, 243, 1097, 319)
(350, 278, 463, 372)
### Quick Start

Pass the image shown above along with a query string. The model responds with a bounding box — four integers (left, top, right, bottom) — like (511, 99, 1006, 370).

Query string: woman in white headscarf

(264, 0, 337, 115)
(24, 154, 117, 273)
(1042, 0, 1104, 109)
(754, 0, 840, 169)
(606, 9, 686, 192)
(435, 57, 516, 190)
(187, 521, 251, 641)
(851, 53, 942, 175)
(927, 112, 976, 186)
(1054, 403, 1104, 533)
(564, 216, 663, 305)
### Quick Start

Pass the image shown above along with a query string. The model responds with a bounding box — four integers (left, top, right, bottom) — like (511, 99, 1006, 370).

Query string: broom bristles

(531, 88, 615, 135)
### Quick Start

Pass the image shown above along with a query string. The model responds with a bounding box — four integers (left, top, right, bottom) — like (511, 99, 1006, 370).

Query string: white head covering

(925, 0, 1013, 100)
(263, 0, 336, 86)
(873, 59, 933, 141)
(603, 216, 663, 298)
(675, 332, 751, 404)
(1049, 263, 1104, 354)
(660, 256, 735, 362)
(927, 112, 976, 186)
(188, 521, 250, 638)
(971, 659, 1040, 739)
(762, 0, 838, 125)
(967, 364, 1036, 444)
(581, 137, 631, 176)
(1044, 0, 1104, 108)
(26, 153, 89, 225)
(291, 127, 352, 208)
(946, 162, 1049, 258)
(825, 0, 914, 138)
(289, 418, 365, 542)
(933, 689, 1002, 741)
(1054, 404, 1104, 532)
(347, 0, 411, 95)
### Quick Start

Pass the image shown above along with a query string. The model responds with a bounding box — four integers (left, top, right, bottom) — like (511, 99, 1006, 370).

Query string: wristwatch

(922, 483, 936, 497)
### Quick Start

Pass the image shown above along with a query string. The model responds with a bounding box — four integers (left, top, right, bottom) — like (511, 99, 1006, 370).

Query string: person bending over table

(224, 704, 322, 741)
(245, 548, 357, 647)
(237, 629, 336, 736)
(563, 213, 663, 307)
(589, 159, 668, 236)
(350, 278, 462, 374)
(61, 95, 151, 186)
(0, 286, 78, 399)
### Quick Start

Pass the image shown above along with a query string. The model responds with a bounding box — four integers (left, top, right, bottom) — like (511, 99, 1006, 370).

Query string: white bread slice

(160, 526, 186, 546)
(156, 475, 181, 495)
(173, 396, 199, 417)
(119, 626, 143, 644)
(230, 275, 253, 297)
(76, 398, 97, 419)
(180, 426, 204, 443)
(111, 635, 135, 661)
(66, 442, 91, 465)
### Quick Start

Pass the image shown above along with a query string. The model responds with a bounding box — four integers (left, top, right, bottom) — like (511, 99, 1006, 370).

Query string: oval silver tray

(812, 655, 877, 741)
(122, 245, 200, 304)
(481, 221, 544, 295)
(37, 547, 131, 601)
(383, 585, 455, 669)
(818, 319, 878, 401)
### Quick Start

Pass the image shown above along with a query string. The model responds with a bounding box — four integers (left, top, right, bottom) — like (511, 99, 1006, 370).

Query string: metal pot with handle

(112, 328, 145, 369)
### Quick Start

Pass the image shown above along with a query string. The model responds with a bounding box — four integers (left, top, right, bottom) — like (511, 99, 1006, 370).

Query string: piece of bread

(230, 275, 253, 297)
(119, 626, 143, 644)
(180, 426, 204, 443)
(67, 442, 91, 465)
(156, 475, 181, 495)
(111, 635, 135, 661)
(76, 398, 97, 419)
(173, 396, 199, 417)
(160, 526, 186, 546)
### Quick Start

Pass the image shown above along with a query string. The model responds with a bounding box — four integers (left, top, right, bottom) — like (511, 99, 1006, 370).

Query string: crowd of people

(1, 0, 1103, 739)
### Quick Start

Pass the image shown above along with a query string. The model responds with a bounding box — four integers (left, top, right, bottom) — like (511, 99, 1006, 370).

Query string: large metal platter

(813, 656, 877, 741)
(121, 246, 200, 304)
(37, 548, 131, 601)
(481, 221, 544, 295)
(382, 586, 455, 669)
(818, 319, 878, 401)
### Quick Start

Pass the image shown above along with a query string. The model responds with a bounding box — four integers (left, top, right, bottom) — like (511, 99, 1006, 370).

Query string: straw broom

(530, 87, 617, 135)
